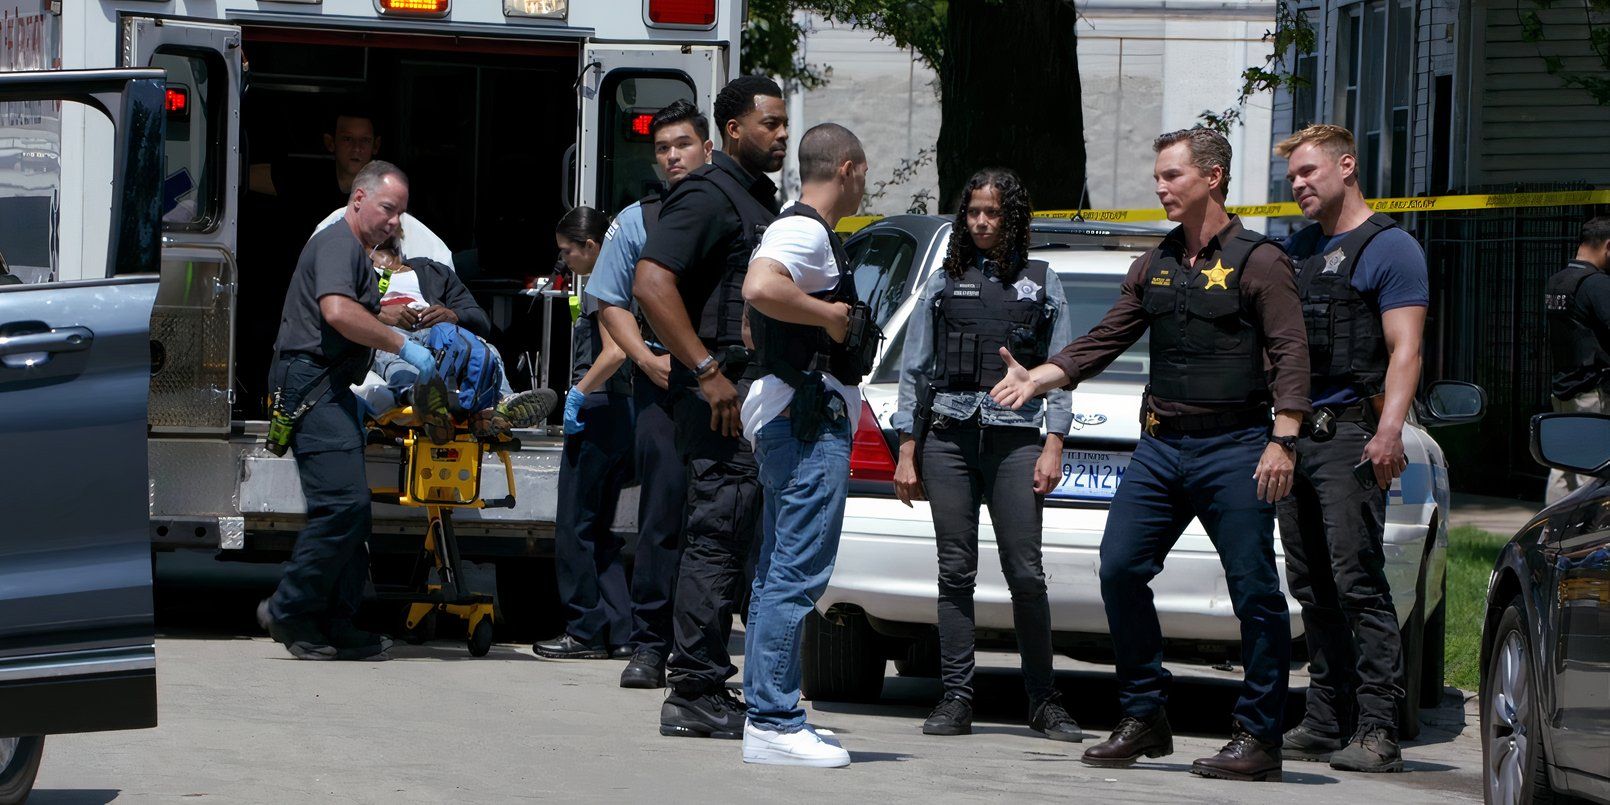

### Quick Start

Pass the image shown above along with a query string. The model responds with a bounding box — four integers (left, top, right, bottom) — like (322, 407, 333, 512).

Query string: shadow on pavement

(845, 751, 915, 764)
(26, 791, 121, 805)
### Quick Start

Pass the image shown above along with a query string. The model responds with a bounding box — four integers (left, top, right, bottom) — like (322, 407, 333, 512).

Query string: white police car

(810, 215, 1483, 738)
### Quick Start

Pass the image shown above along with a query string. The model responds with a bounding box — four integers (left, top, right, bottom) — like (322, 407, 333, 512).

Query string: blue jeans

(744, 413, 853, 730)
(1100, 425, 1291, 744)
(369, 326, 514, 406)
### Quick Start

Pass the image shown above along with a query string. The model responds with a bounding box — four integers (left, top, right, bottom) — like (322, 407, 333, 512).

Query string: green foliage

(1199, 0, 1316, 134)
(861, 147, 937, 214)
(1445, 526, 1512, 692)
(740, 0, 949, 86)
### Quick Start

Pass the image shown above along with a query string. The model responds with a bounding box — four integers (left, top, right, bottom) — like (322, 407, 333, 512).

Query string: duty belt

(1143, 405, 1270, 436)
(1301, 396, 1381, 442)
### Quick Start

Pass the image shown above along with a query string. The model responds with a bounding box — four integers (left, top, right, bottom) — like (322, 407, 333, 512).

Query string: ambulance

(0, 0, 742, 602)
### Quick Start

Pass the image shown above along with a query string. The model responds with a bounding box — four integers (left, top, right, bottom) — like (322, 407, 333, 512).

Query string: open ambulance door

(575, 44, 724, 217)
(122, 17, 244, 434)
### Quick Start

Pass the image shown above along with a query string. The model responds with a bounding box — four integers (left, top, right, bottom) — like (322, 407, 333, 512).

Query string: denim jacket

(891, 262, 1074, 436)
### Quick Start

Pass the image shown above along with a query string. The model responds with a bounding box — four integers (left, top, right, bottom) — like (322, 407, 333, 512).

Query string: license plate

(1051, 449, 1131, 501)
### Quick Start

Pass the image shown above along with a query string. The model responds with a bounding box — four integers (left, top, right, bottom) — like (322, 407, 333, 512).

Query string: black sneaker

(922, 694, 973, 736)
(256, 599, 336, 661)
(326, 619, 393, 661)
(1282, 723, 1345, 762)
(621, 650, 667, 689)
(660, 688, 746, 739)
(1330, 725, 1403, 773)
(533, 633, 609, 659)
(1030, 695, 1083, 742)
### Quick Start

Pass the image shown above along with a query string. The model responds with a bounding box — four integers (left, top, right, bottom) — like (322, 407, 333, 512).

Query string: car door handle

(0, 326, 94, 366)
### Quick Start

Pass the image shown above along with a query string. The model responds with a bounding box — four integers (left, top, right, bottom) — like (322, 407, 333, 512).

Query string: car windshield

(870, 270, 1149, 386)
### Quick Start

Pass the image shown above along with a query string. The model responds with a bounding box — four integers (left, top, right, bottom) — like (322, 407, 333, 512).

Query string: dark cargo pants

(665, 378, 763, 696)
(1277, 420, 1404, 735)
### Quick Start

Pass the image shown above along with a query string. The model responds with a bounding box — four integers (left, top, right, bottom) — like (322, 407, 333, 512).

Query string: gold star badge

(1203, 259, 1236, 290)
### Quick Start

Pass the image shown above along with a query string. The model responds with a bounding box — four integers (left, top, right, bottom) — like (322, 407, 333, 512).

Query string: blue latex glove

(563, 387, 587, 435)
(399, 339, 437, 382)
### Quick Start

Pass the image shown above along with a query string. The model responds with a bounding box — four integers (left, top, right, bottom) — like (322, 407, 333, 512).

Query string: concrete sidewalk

(1448, 493, 1541, 536)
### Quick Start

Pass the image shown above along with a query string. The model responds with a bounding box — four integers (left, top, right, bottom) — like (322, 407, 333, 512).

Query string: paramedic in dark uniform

(889, 168, 1080, 742)
(633, 75, 787, 738)
(535, 206, 638, 659)
(1544, 216, 1610, 503)
(256, 160, 438, 661)
(586, 99, 715, 688)
(1274, 124, 1429, 774)
(991, 127, 1310, 782)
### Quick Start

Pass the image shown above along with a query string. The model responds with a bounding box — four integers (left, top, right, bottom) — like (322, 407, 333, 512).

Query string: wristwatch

(693, 354, 719, 379)
(1268, 434, 1298, 452)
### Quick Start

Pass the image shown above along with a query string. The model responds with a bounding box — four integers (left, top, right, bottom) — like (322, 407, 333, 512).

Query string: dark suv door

(0, 70, 167, 781)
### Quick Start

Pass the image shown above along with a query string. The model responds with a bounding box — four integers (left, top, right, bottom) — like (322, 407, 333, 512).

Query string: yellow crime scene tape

(837, 189, 1610, 232)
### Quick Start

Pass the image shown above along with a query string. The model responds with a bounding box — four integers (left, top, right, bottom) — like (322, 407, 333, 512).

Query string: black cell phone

(1353, 458, 1381, 491)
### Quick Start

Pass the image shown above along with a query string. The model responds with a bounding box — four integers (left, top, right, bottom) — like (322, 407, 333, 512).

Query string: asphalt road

(31, 568, 1487, 804)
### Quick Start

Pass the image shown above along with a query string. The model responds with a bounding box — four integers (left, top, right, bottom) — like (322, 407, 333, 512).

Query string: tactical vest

(1287, 213, 1396, 396)
(1545, 261, 1610, 395)
(666, 159, 777, 348)
(933, 259, 1056, 391)
(1139, 228, 1274, 405)
(749, 204, 869, 387)
(635, 193, 664, 346)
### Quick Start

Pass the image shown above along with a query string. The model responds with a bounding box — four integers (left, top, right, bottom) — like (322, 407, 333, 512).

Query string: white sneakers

(742, 721, 851, 768)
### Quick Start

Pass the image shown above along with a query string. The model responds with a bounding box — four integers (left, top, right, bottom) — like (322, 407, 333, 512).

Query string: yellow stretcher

(368, 407, 519, 657)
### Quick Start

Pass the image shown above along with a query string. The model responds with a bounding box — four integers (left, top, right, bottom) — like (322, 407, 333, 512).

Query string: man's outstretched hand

(990, 348, 1040, 411)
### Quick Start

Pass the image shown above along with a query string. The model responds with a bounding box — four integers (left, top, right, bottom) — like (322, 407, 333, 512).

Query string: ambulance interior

(206, 27, 691, 419)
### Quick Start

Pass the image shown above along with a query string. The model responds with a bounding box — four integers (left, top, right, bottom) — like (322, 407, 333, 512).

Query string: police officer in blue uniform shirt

(889, 167, 1080, 742)
(257, 161, 439, 661)
(1273, 124, 1429, 773)
(992, 128, 1310, 782)
(586, 99, 714, 689)
(633, 76, 787, 739)
(534, 207, 638, 660)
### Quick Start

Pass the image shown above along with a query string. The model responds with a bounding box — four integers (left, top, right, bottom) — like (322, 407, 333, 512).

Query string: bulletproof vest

(571, 296, 633, 397)
(634, 193, 664, 346)
(666, 158, 777, 348)
(1288, 213, 1396, 395)
(748, 204, 867, 387)
(1546, 261, 1610, 386)
(1139, 227, 1275, 405)
(933, 258, 1056, 391)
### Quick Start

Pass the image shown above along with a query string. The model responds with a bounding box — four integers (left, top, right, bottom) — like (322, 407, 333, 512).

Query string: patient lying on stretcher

(353, 245, 557, 440)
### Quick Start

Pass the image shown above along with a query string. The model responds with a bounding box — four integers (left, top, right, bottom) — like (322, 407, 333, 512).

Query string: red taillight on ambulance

(647, 0, 716, 27)
(848, 400, 897, 484)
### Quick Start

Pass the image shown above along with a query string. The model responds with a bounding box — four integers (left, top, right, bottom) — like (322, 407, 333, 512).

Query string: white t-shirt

(739, 203, 863, 444)
(312, 209, 456, 269)
(380, 267, 428, 309)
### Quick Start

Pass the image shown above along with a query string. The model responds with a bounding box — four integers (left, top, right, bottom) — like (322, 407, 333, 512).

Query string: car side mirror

(1420, 380, 1486, 426)
(1530, 413, 1610, 477)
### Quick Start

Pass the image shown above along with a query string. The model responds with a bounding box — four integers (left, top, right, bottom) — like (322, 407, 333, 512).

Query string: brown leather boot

(1080, 712, 1173, 767)
(1190, 725, 1284, 782)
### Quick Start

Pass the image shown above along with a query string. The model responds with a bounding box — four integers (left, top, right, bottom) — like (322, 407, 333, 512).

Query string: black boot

(1081, 712, 1174, 767)
(1029, 695, 1083, 742)
(533, 633, 609, 659)
(1329, 725, 1403, 773)
(620, 650, 667, 689)
(1282, 723, 1345, 762)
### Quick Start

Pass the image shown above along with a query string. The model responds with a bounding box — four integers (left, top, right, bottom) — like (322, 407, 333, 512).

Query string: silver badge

(1322, 249, 1346, 274)
(1013, 277, 1043, 301)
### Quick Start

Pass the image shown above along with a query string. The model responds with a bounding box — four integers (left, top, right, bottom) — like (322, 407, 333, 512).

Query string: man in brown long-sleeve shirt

(992, 128, 1310, 783)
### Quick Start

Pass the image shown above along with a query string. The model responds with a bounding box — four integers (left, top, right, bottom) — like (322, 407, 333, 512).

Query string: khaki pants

(1545, 388, 1607, 504)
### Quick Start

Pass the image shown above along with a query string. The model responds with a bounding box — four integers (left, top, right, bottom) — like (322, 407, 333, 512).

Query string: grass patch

(1444, 525, 1513, 692)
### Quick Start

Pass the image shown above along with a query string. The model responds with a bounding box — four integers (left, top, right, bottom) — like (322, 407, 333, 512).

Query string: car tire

(1398, 551, 1428, 741)
(1481, 598, 1557, 805)
(801, 610, 885, 703)
(893, 628, 941, 678)
(0, 736, 44, 805)
(1420, 569, 1448, 706)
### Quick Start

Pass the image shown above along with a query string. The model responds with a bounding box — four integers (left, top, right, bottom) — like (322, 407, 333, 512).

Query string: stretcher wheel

(468, 619, 494, 657)
(402, 609, 437, 645)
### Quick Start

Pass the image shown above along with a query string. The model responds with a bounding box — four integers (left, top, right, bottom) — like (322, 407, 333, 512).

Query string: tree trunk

(936, 0, 1087, 212)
